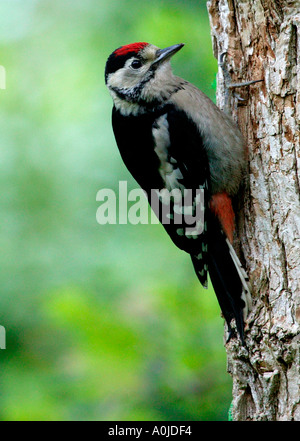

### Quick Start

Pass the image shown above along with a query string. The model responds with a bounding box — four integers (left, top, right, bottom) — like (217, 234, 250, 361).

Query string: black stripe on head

(105, 52, 132, 83)
(105, 43, 148, 83)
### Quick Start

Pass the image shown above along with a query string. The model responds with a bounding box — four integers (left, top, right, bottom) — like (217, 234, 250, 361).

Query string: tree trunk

(207, 0, 300, 421)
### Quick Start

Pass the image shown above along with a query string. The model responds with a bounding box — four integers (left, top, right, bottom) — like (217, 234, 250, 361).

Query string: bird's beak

(152, 43, 184, 67)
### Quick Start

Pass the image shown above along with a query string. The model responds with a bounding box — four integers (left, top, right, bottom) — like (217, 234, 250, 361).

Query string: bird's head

(105, 42, 184, 114)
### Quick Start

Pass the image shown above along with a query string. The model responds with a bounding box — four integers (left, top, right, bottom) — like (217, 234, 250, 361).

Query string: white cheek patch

(108, 57, 150, 90)
(108, 67, 139, 90)
(107, 58, 156, 116)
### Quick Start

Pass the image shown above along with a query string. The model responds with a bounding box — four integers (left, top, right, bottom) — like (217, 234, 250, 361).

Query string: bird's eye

(131, 59, 142, 69)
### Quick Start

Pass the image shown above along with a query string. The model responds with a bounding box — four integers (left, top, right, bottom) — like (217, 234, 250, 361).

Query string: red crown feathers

(114, 42, 148, 57)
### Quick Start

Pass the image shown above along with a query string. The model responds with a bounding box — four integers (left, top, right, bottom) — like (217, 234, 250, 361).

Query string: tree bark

(207, 0, 300, 421)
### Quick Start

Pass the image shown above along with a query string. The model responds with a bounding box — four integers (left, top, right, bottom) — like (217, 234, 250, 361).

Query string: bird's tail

(191, 217, 251, 344)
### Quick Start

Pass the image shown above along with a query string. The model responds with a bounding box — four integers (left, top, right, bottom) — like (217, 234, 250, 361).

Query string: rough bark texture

(207, 0, 300, 421)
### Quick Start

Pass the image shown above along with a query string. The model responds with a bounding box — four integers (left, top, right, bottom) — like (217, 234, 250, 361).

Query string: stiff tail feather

(191, 218, 251, 344)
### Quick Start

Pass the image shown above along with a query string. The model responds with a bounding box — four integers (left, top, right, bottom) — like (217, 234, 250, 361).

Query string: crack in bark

(279, 239, 289, 292)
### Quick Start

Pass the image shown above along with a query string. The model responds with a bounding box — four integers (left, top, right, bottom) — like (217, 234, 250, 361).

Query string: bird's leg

(219, 52, 263, 111)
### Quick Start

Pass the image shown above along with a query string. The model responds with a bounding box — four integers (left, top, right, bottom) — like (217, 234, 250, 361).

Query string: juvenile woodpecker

(105, 42, 251, 343)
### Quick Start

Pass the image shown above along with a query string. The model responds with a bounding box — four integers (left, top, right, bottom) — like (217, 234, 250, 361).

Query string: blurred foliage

(0, 0, 231, 421)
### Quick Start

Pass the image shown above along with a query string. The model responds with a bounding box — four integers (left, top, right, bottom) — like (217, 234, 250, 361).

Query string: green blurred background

(0, 0, 232, 421)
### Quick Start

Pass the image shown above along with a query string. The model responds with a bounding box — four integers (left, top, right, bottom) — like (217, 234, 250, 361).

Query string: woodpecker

(105, 42, 251, 343)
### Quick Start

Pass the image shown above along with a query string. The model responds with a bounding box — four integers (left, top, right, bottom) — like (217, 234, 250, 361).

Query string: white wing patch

(152, 114, 184, 191)
(152, 114, 205, 240)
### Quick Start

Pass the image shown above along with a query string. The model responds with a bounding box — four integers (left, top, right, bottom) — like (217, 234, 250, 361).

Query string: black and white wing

(150, 105, 210, 287)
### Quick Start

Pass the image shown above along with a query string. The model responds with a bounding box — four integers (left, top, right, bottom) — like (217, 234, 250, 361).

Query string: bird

(105, 42, 251, 344)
